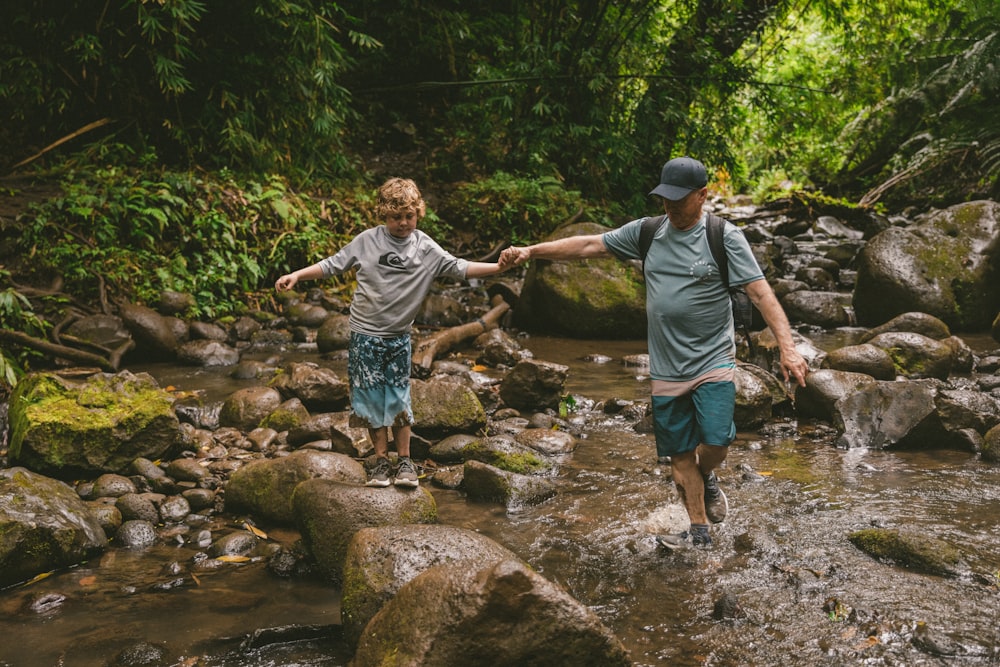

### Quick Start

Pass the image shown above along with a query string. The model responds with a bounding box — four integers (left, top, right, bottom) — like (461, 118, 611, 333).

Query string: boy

(276, 178, 510, 487)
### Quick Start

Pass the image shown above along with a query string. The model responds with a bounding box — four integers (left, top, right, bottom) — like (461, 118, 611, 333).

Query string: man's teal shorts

(651, 380, 736, 457)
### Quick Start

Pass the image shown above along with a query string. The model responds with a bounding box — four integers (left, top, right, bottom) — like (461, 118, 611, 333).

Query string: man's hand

(780, 349, 809, 388)
(500, 246, 530, 268)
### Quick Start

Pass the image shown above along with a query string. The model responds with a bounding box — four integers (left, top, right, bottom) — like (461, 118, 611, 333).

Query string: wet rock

(158, 495, 191, 523)
(475, 327, 532, 367)
(108, 640, 170, 666)
(229, 316, 263, 342)
(411, 377, 487, 438)
(943, 335, 974, 373)
(834, 380, 939, 449)
(417, 293, 466, 327)
(116, 493, 162, 523)
(982, 424, 1000, 464)
(0, 468, 108, 588)
(428, 433, 480, 463)
(461, 459, 557, 508)
(712, 592, 745, 620)
(91, 473, 138, 498)
(230, 359, 280, 380)
(218, 386, 284, 431)
(286, 411, 370, 457)
(780, 290, 852, 328)
(316, 313, 351, 353)
(341, 524, 522, 648)
(794, 369, 877, 422)
(499, 359, 569, 411)
(270, 361, 349, 412)
(86, 500, 123, 535)
(734, 364, 773, 428)
(751, 328, 826, 377)
(7, 371, 180, 479)
(209, 530, 259, 557)
(866, 331, 953, 379)
(165, 458, 209, 483)
(226, 450, 366, 524)
(860, 311, 952, 342)
(853, 201, 1000, 329)
(352, 558, 630, 667)
(848, 527, 963, 577)
(793, 267, 837, 292)
(821, 343, 896, 380)
(513, 222, 647, 338)
(176, 339, 241, 367)
(514, 427, 576, 455)
(181, 488, 216, 511)
(455, 435, 550, 474)
(116, 520, 158, 549)
(189, 320, 228, 341)
(119, 302, 178, 360)
(291, 479, 438, 584)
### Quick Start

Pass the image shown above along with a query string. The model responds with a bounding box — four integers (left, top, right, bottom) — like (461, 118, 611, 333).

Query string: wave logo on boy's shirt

(379, 253, 407, 270)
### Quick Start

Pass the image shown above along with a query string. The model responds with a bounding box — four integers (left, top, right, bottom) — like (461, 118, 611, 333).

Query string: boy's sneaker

(394, 457, 419, 488)
(704, 471, 728, 523)
(365, 457, 392, 487)
(655, 525, 712, 551)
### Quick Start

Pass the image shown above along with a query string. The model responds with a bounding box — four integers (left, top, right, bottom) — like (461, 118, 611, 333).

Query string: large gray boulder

(853, 201, 1000, 330)
(8, 371, 179, 479)
(270, 361, 350, 412)
(351, 558, 631, 667)
(513, 222, 646, 338)
(341, 524, 521, 648)
(0, 468, 107, 589)
(225, 450, 365, 524)
(291, 479, 437, 584)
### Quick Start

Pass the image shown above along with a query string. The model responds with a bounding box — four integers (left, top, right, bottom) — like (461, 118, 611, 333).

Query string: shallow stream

(1, 334, 999, 666)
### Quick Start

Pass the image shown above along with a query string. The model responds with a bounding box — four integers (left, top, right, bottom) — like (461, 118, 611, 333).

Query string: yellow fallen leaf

(244, 523, 268, 539)
(471, 364, 487, 372)
(216, 555, 251, 563)
(758, 470, 774, 476)
(78, 575, 98, 587)
(22, 571, 54, 586)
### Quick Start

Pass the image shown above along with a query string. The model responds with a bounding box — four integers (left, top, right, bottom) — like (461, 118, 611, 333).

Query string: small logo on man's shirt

(379, 253, 407, 270)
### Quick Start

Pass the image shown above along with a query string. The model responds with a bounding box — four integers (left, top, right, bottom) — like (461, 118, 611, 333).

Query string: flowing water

(2, 334, 999, 666)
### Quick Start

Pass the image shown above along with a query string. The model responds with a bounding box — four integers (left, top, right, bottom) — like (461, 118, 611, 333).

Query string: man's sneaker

(393, 457, 419, 488)
(655, 525, 712, 551)
(704, 471, 728, 523)
(365, 457, 392, 487)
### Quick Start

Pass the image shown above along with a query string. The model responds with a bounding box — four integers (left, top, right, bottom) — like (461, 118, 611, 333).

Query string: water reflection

(1, 335, 999, 666)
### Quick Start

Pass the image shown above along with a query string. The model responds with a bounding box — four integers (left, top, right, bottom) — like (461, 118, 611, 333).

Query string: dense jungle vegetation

(1, 0, 998, 384)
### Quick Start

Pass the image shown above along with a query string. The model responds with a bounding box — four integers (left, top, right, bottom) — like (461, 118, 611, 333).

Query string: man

(502, 156, 809, 549)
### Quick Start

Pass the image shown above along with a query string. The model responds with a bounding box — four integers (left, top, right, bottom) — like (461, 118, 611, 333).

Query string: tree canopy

(2, 0, 997, 209)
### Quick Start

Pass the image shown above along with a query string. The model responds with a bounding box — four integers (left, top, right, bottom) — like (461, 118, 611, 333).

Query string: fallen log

(412, 294, 510, 376)
(0, 329, 117, 372)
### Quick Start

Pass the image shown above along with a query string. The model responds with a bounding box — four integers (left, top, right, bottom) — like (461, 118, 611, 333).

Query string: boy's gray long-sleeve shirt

(318, 225, 469, 337)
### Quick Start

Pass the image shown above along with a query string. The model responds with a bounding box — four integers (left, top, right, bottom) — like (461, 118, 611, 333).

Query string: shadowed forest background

(1, 0, 998, 383)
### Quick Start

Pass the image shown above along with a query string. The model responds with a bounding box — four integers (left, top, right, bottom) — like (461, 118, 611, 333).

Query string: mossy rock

(8, 371, 179, 479)
(848, 528, 963, 577)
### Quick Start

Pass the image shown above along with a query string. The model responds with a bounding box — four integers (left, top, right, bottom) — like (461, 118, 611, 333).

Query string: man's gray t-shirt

(318, 226, 469, 336)
(602, 213, 763, 382)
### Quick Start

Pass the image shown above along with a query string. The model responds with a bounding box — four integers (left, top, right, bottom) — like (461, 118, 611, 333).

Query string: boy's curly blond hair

(376, 178, 426, 219)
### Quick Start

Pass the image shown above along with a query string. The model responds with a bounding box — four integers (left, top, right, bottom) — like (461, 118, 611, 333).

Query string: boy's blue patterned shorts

(348, 331, 414, 429)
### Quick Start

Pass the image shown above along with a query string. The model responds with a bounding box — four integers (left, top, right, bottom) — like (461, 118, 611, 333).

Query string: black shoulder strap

(705, 213, 728, 287)
(638, 214, 667, 269)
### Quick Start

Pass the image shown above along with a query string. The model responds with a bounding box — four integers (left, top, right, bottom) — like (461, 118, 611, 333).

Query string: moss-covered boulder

(341, 524, 521, 649)
(351, 559, 631, 667)
(513, 222, 646, 338)
(225, 450, 365, 524)
(462, 459, 557, 508)
(411, 377, 487, 438)
(8, 371, 179, 479)
(848, 528, 963, 577)
(980, 423, 1000, 464)
(853, 201, 1000, 330)
(0, 468, 108, 588)
(291, 479, 437, 584)
(866, 331, 953, 380)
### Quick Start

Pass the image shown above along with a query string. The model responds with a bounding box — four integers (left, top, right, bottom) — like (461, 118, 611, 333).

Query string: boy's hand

(275, 274, 297, 291)
(500, 246, 529, 267)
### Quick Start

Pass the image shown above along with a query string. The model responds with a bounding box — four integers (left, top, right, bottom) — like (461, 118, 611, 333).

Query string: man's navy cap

(649, 156, 708, 200)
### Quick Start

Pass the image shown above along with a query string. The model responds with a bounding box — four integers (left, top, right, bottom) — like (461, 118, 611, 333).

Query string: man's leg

(671, 449, 708, 525)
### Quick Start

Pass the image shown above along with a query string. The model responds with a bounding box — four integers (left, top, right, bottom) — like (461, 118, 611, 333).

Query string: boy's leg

(392, 424, 411, 458)
(365, 426, 393, 487)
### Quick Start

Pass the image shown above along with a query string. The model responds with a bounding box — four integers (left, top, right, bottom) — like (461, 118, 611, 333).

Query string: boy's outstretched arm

(465, 261, 506, 278)
(275, 263, 325, 291)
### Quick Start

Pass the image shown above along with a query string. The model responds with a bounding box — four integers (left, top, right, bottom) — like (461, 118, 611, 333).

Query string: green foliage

(0, 271, 50, 385)
(14, 159, 354, 318)
(443, 172, 588, 247)
(0, 0, 366, 177)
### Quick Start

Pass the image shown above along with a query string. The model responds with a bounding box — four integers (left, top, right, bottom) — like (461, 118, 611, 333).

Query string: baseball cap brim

(648, 183, 697, 200)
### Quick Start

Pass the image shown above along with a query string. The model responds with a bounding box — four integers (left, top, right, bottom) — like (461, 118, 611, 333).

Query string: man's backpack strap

(704, 213, 729, 287)
(638, 214, 667, 272)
